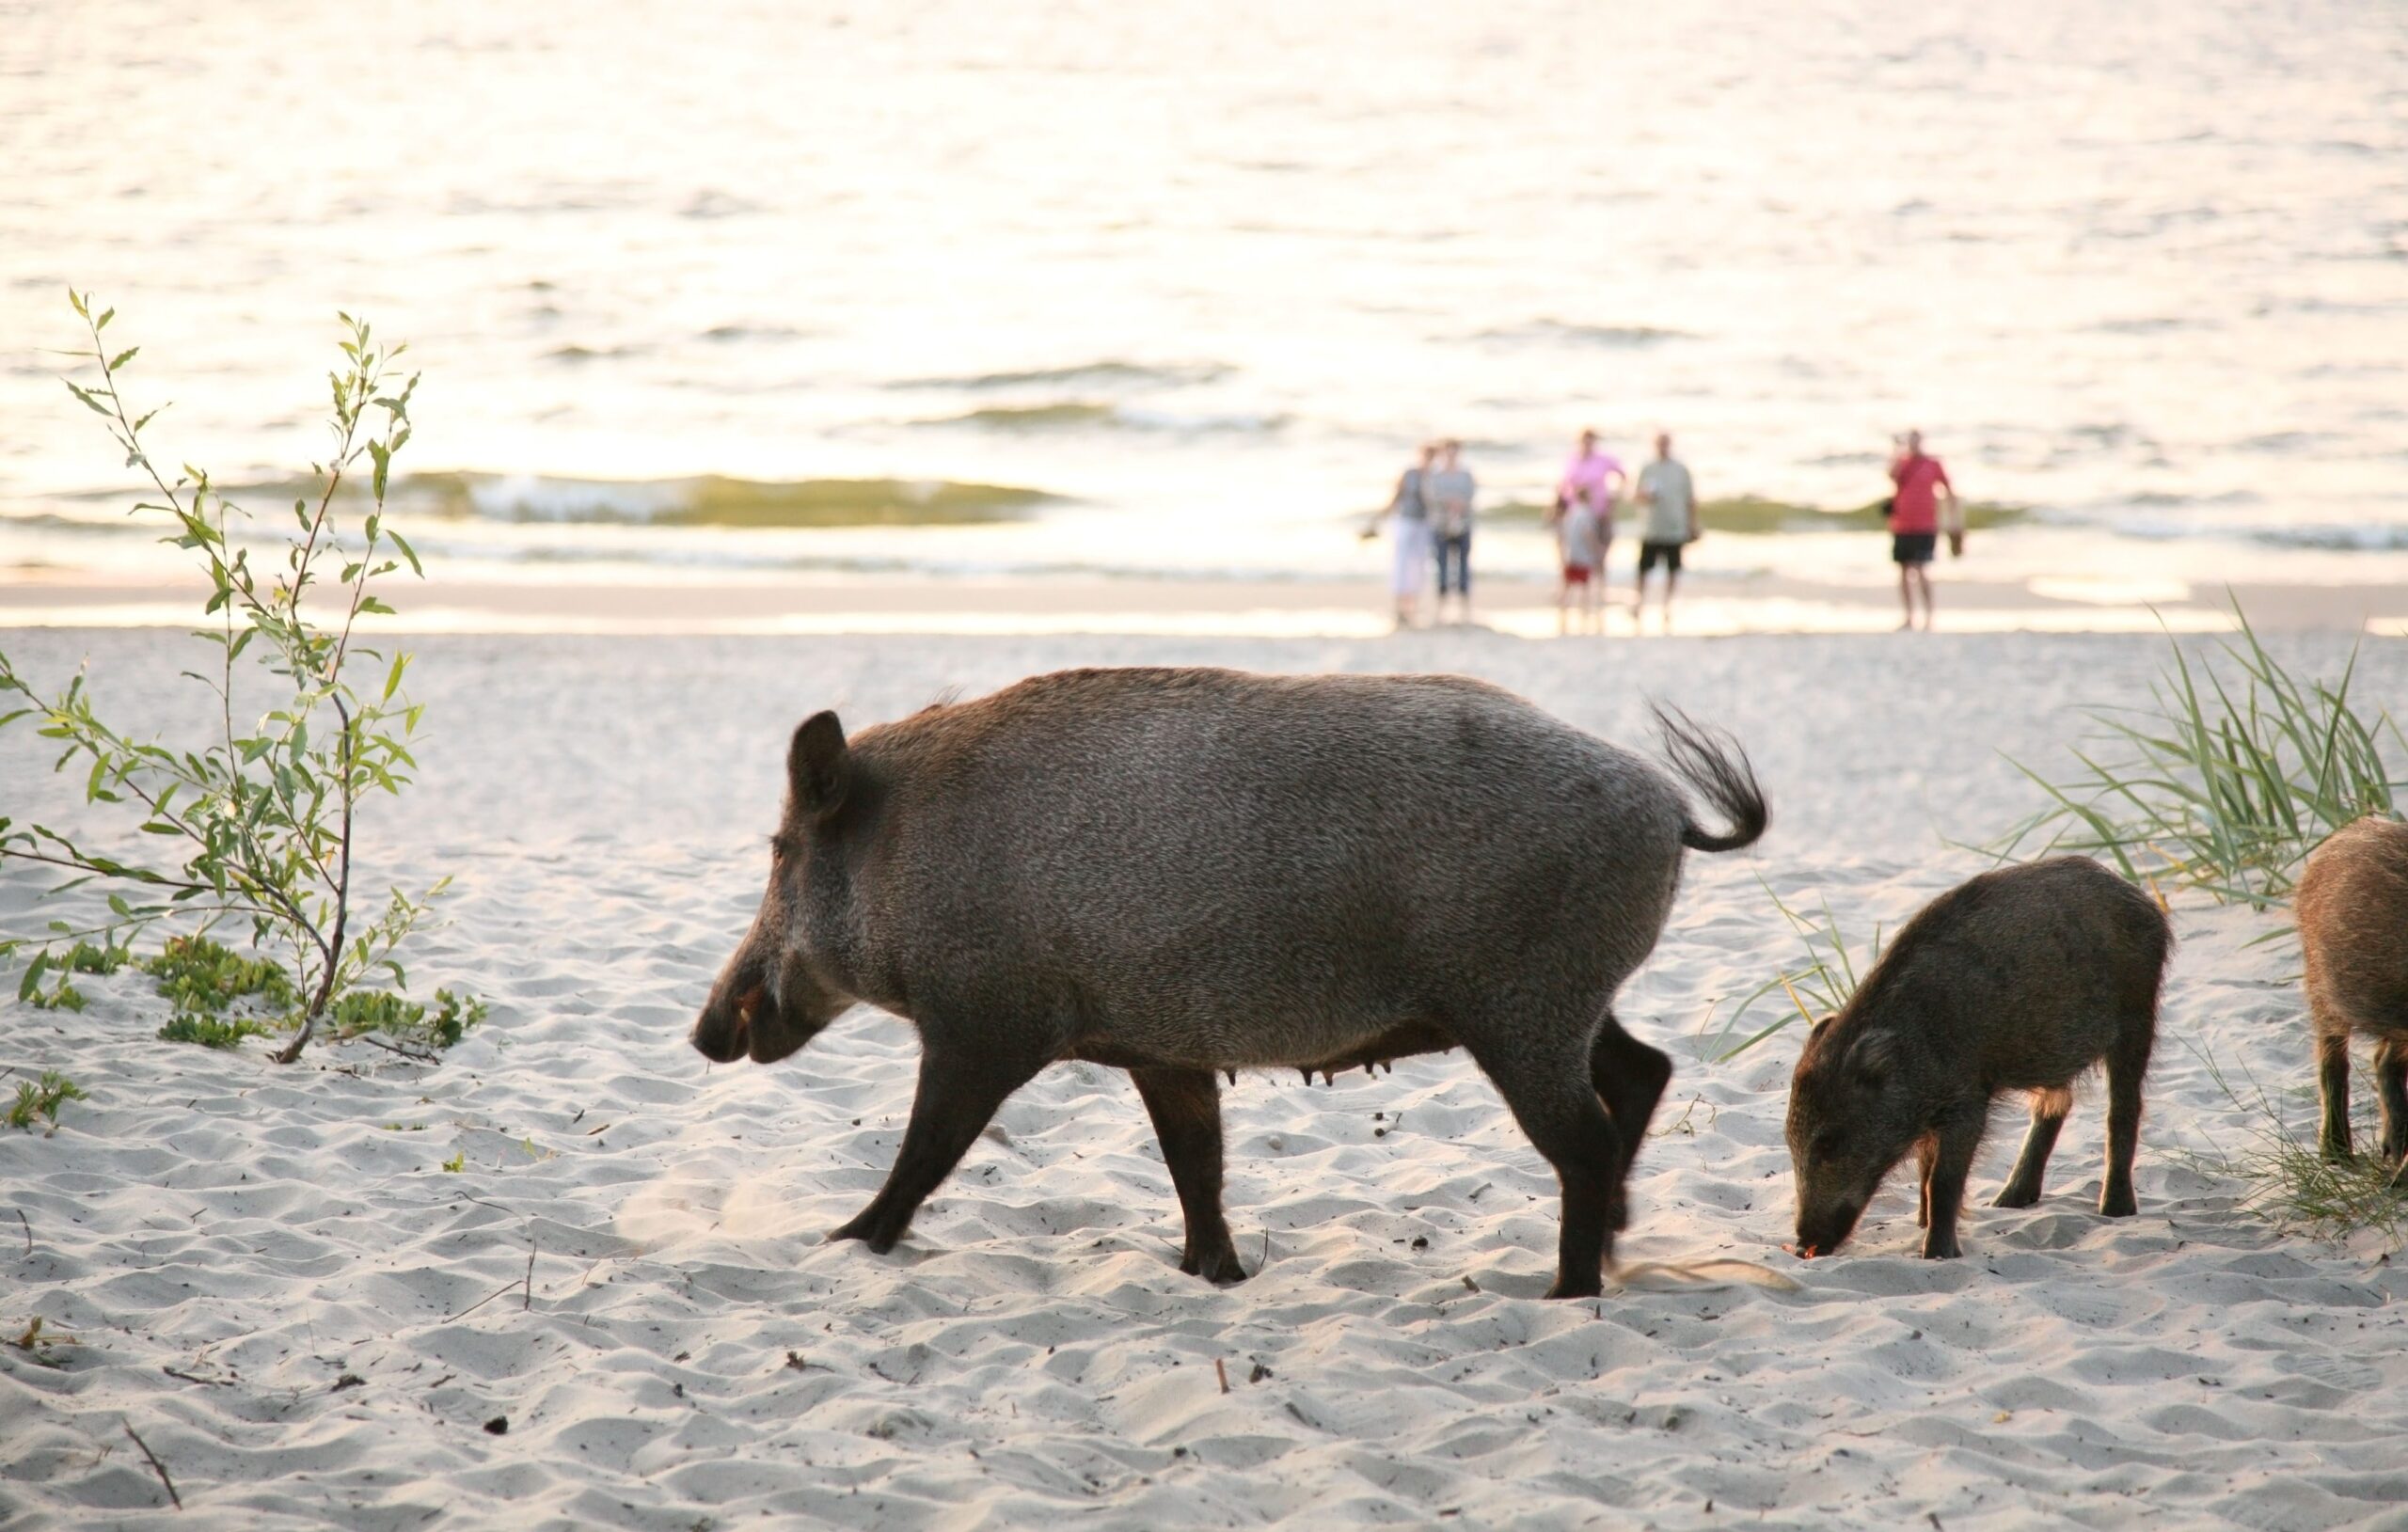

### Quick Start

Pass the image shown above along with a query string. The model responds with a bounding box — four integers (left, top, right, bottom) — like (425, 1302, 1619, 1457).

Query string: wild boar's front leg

(1919, 1114, 1985, 1259)
(829, 1041, 1050, 1255)
(1130, 1066, 1245, 1285)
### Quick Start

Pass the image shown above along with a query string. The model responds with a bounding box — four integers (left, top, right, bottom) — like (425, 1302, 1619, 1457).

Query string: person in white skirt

(1363, 441, 1437, 628)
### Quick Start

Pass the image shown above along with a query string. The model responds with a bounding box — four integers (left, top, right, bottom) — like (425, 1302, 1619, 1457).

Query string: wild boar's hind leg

(1470, 1027, 1626, 1301)
(828, 1043, 1050, 1256)
(2099, 1028, 2152, 1219)
(1589, 1016, 1672, 1204)
(1130, 1066, 1245, 1285)
(2372, 1037, 2408, 1167)
(1993, 1089, 2070, 1209)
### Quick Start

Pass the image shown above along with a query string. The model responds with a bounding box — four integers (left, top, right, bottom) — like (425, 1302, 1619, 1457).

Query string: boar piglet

(691, 666, 1768, 1299)
(1785, 857, 2169, 1259)
(2298, 816, 2408, 1177)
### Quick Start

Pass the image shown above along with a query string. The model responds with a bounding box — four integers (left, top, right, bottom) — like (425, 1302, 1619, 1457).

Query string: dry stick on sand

(15, 1209, 28, 1256)
(123, 1423, 182, 1510)
(450, 1239, 539, 1321)
(1214, 1358, 1230, 1395)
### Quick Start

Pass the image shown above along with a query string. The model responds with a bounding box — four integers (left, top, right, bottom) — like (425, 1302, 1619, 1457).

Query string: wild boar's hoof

(1544, 1272, 1605, 1301)
(1991, 1184, 2041, 1209)
(1920, 1233, 1963, 1259)
(1183, 1244, 1248, 1285)
(2099, 1189, 2138, 1219)
(828, 1208, 902, 1254)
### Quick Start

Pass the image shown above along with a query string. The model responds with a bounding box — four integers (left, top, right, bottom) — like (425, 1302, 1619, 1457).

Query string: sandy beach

(6, 626, 2407, 1530)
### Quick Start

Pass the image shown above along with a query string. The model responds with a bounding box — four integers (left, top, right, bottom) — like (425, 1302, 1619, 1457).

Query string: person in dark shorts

(1425, 439, 1476, 624)
(1634, 433, 1699, 631)
(1886, 430, 1958, 631)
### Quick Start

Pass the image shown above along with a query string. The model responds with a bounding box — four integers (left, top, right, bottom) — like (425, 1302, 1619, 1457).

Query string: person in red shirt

(1886, 430, 1959, 631)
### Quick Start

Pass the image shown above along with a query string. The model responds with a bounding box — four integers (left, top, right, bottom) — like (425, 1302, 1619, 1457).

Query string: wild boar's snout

(691, 964, 764, 1064)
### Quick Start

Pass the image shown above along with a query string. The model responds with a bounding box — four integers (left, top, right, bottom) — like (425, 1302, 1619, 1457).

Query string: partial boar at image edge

(2297, 816, 2408, 1177)
(1784, 856, 2171, 1261)
(690, 667, 1768, 1300)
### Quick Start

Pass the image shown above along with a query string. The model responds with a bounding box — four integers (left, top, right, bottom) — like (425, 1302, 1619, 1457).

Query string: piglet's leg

(2100, 1031, 2152, 1219)
(2316, 1028, 2353, 1162)
(1919, 1117, 1983, 1259)
(1914, 1136, 1936, 1228)
(2372, 1038, 2408, 1167)
(1130, 1066, 1245, 1285)
(830, 1042, 1048, 1255)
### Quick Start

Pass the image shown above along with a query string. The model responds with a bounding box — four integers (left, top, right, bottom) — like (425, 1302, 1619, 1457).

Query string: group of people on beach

(1369, 428, 1962, 633)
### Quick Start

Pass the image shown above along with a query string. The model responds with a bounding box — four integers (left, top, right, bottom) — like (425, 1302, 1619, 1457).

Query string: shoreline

(7, 566, 2408, 639)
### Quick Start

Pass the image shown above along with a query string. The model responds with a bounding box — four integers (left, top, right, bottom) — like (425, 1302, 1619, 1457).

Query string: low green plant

(1709, 880, 1884, 1061)
(440, 1150, 466, 1174)
(1994, 599, 2406, 910)
(0, 294, 452, 1062)
(156, 1014, 272, 1050)
(6, 1072, 87, 1130)
(2181, 1041, 2406, 1250)
(15, 938, 133, 1010)
(140, 934, 295, 1016)
(330, 986, 487, 1050)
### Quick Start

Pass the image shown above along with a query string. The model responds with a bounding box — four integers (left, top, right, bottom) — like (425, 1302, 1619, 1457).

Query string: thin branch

(122, 1423, 182, 1510)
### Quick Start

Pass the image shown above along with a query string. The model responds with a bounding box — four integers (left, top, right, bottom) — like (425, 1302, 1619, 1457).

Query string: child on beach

(1554, 431, 1624, 634)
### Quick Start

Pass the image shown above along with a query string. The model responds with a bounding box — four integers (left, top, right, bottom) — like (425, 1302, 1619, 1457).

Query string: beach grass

(2182, 1040, 2407, 1250)
(1708, 880, 1884, 1061)
(1993, 601, 2406, 909)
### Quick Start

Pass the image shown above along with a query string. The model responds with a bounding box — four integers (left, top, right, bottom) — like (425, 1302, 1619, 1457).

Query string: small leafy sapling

(0, 293, 453, 1062)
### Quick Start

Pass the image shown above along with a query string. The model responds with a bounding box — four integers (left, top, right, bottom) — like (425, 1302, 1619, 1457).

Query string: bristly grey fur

(692, 666, 1769, 1299)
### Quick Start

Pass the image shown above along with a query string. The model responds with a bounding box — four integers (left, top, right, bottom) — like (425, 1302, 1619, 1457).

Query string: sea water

(2, 0, 2402, 614)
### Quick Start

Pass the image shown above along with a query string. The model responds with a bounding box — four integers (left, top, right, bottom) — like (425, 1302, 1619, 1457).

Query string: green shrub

(0, 295, 452, 1063)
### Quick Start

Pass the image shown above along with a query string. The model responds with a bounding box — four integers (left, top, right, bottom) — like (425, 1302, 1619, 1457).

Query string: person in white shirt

(1634, 433, 1700, 631)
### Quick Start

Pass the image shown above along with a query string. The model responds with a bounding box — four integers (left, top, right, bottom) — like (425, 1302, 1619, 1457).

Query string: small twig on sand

(523, 1241, 537, 1310)
(449, 1280, 522, 1322)
(162, 1366, 231, 1388)
(15, 1209, 28, 1256)
(123, 1423, 182, 1509)
(1214, 1358, 1230, 1395)
(352, 1034, 439, 1066)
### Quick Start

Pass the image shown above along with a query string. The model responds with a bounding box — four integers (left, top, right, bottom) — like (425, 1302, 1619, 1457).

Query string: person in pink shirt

(1886, 429, 1959, 631)
(1551, 430, 1624, 630)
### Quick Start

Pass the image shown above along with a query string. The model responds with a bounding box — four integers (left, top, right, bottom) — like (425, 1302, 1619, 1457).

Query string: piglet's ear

(788, 711, 849, 816)
(1847, 1030, 1896, 1083)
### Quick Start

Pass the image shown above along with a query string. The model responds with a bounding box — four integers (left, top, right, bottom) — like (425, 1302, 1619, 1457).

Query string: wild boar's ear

(788, 711, 849, 816)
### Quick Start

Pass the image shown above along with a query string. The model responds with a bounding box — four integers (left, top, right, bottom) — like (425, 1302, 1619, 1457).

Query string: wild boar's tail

(1652, 703, 1768, 854)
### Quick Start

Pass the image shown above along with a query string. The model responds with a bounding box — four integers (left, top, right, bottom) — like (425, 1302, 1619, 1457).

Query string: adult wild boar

(1786, 857, 2169, 1261)
(691, 667, 1766, 1300)
(2297, 816, 2408, 1175)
